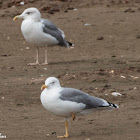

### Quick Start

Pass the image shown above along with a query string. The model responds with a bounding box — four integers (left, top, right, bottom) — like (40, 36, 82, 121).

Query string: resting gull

(13, 8, 73, 65)
(40, 77, 118, 138)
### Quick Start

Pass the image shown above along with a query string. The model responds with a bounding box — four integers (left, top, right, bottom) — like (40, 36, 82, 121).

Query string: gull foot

(67, 47, 74, 50)
(27, 63, 41, 66)
(57, 135, 69, 138)
(72, 113, 76, 121)
(42, 63, 48, 65)
(70, 46, 74, 49)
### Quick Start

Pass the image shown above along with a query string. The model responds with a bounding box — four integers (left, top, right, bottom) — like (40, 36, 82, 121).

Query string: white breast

(21, 19, 59, 46)
(40, 88, 85, 117)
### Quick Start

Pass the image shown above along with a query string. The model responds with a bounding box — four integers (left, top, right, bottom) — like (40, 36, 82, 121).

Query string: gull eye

(26, 12, 31, 15)
(52, 82, 55, 84)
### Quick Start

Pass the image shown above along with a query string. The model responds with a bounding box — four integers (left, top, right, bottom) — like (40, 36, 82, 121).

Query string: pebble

(120, 75, 126, 78)
(25, 47, 29, 50)
(10, 67, 14, 69)
(130, 76, 139, 79)
(124, 8, 135, 13)
(20, 2, 24, 5)
(52, 132, 56, 135)
(111, 92, 122, 96)
(111, 55, 116, 57)
(97, 36, 104, 40)
(136, 35, 140, 39)
(7, 37, 10, 40)
(43, 68, 47, 70)
(133, 87, 137, 90)
(109, 70, 115, 74)
(84, 23, 91, 26)
(29, 0, 36, 3)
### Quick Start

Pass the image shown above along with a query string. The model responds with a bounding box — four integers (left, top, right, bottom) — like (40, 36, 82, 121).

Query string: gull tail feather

(108, 102, 119, 109)
(61, 40, 74, 48)
(67, 41, 74, 47)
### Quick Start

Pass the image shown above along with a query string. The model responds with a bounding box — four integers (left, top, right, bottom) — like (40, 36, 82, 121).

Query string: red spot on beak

(41, 85, 47, 90)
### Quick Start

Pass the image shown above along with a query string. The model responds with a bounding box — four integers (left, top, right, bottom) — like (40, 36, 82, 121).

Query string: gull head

(41, 77, 61, 90)
(13, 7, 41, 21)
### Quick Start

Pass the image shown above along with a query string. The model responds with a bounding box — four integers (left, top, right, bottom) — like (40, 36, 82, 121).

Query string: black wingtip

(67, 41, 74, 47)
(108, 102, 119, 108)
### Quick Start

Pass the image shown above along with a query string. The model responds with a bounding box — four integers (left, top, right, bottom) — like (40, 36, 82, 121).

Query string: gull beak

(13, 15, 22, 21)
(41, 85, 48, 91)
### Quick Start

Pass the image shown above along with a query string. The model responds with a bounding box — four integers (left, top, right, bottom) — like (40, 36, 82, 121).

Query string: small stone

(120, 75, 126, 78)
(7, 2, 14, 7)
(109, 70, 115, 74)
(48, 10, 54, 14)
(43, 68, 47, 70)
(20, 2, 24, 5)
(29, 0, 36, 3)
(89, 87, 94, 90)
(51, 132, 56, 135)
(41, 6, 50, 11)
(136, 35, 140, 39)
(64, 10, 68, 13)
(133, 87, 137, 90)
(10, 67, 14, 69)
(67, 7, 74, 10)
(111, 92, 122, 96)
(0, 0, 3, 4)
(112, 55, 116, 57)
(7, 36, 10, 40)
(81, 130, 85, 134)
(25, 47, 29, 50)
(97, 36, 104, 40)
(124, 8, 135, 13)
(1, 54, 7, 57)
(84, 23, 91, 26)
(130, 76, 139, 79)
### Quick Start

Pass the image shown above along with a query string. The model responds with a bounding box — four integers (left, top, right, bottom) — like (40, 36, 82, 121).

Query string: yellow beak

(13, 15, 23, 21)
(13, 16, 19, 21)
(41, 85, 48, 90)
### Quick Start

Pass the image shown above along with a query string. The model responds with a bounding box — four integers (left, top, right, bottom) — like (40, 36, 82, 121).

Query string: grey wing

(41, 18, 67, 46)
(59, 88, 110, 109)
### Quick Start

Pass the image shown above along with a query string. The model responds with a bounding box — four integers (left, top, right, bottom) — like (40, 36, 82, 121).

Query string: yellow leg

(42, 46, 48, 65)
(57, 120, 69, 138)
(27, 47, 40, 65)
(72, 113, 76, 121)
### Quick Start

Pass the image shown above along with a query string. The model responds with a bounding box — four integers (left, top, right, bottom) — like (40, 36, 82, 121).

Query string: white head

(41, 77, 61, 90)
(13, 7, 41, 21)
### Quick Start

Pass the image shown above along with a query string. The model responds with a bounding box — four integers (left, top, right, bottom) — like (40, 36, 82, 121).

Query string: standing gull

(40, 77, 118, 138)
(13, 8, 73, 65)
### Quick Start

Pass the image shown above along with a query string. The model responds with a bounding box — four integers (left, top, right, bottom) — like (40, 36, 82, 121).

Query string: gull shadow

(49, 59, 89, 65)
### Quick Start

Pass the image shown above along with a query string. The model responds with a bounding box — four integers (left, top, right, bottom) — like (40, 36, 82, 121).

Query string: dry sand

(0, 0, 140, 139)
